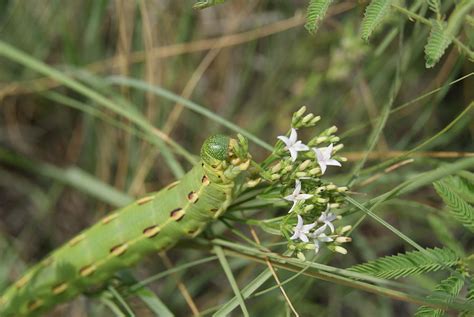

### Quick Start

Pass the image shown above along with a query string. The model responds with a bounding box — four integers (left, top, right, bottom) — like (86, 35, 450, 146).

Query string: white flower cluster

(289, 207, 347, 255)
(269, 108, 351, 259)
(278, 128, 341, 174)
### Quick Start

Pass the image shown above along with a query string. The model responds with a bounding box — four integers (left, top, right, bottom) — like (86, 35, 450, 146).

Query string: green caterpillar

(0, 134, 252, 316)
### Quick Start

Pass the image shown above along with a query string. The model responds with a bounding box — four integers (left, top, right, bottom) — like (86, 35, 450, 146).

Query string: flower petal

(311, 225, 327, 237)
(326, 221, 335, 233)
(319, 235, 333, 242)
(321, 146, 332, 161)
(294, 180, 301, 194)
(318, 161, 327, 175)
(289, 148, 298, 162)
(296, 194, 313, 200)
(293, 141, 309, 151)
(327, 143, 334, 154)
(277, 136, 290, 146)
(313, 147, 324, 162)
(296, 215, 303, 228)
(326, 159, 341, 167)
(289, 128, 297, 143)
(299, 233, 309, 243)
(327, 213, 337, 222)
(290, 231, 300, 240)
(302, 223, 316, 231)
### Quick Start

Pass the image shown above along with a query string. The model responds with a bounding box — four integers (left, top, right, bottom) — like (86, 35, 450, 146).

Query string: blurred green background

(0, 1, 473, 316)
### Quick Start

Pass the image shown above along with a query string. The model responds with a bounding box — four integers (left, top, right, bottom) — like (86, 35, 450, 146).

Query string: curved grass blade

(134, 288, 174, 317)
(42, 90, 197, 165)
(107, 286, 135, 317)
(0, 148, 133, 207)
(0, 40, 183, 178)
(106, 76, 273, 151)
(213, 246, 249, 317)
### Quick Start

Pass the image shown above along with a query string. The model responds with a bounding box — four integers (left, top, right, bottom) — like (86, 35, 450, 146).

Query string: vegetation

(0, 1, 473, 316)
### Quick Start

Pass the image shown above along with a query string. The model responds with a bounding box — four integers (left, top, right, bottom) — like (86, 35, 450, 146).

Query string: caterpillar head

(201, 134, 231, 166)
(200, 134, 251, 182)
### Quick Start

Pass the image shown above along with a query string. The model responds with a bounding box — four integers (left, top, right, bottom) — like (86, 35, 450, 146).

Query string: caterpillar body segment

(0, 135, 251, 316)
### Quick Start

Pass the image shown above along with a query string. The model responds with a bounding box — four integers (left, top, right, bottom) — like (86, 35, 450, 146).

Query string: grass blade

(0, 148, 133, 207)
(213, 246, 249, 317)
(106, 76, 273, 151)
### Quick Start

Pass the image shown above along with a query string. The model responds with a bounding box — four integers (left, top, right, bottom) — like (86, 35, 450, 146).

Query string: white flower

(310, 225, 333, 254)
(284, 180, 313, 213)
(278, 128, 309, 162)
(290, 215, 316, 243)
(318, 207, 337, 233)
(312, 143, 341, 174)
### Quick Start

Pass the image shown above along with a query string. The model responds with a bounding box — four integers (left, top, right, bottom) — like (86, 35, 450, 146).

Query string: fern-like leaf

(434, 179, 474, 232)
(304, 0, 333, 34)
(445, 175, 474, 204)
(427, 0, 442, 20)
(361, 0, 393, 41)
(424, 20, 452, 68)
(414, 274, 464, 317)
(193, 0, 226, 9)
(460, 276, 474, 317)
(348, 248, 459, 280)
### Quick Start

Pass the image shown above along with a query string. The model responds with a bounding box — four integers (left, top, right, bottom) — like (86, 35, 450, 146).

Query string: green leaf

(433, 179, 474, 232)
(414, 274, 464, 317)
(304, 0, 333, 34)
(361, 0, 393, 41)
(348, 248, 459, 279)
(424, 20, 452, 68)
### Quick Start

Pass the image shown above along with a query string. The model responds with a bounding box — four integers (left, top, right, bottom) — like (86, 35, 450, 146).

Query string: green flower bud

(296, 252, 306, 261)
(340, 225, 352, 234)
(271, 162, 282, 173)
(302, 113, 314, 124)
(333, 144, 344, 152)
(335, 236, 352, 243)
(310, 116, 321, 125)
(271, 174, 281, 180)
(283, 165, 293, 174)
(299, 159, 311, 171)
(334, 246, 347, 254)
(295, 172, 307, 178)
(295, 106, 307, 117)
(327, 125, 338, 134)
